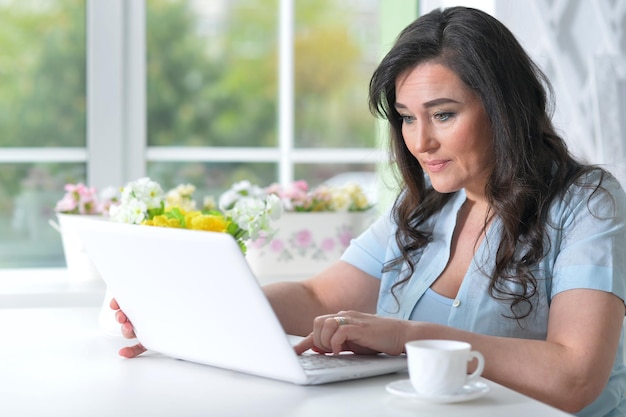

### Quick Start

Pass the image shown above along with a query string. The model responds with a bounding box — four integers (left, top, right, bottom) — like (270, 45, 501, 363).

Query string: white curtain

(420, 0, 626, 183)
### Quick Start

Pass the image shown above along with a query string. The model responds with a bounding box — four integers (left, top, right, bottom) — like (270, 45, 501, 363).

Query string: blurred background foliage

(0, 0, 379, 266)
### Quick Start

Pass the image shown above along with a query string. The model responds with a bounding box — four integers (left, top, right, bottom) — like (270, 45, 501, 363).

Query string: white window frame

(87, 0, 145, 190)
(86, 0, 416, 191)
(0, 0, 417, 281)
(0, 0, 419, 177)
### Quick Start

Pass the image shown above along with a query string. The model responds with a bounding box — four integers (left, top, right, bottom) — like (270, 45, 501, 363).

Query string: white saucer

(386, 379, 490, 403)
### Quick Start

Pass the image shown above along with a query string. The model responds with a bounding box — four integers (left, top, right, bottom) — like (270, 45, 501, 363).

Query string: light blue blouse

(410, 288, 453, 325)
(341, 171, 626, 417)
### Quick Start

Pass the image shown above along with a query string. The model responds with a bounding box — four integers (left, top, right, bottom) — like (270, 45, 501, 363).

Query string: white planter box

(245, 210, 375, 283)
(55, 213, 105, 284)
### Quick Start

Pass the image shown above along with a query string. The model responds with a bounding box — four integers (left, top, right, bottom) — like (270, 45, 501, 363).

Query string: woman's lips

(424, 160, 450, 173)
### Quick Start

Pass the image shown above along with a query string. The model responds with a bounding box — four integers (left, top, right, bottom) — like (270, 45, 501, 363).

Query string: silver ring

(334, 316, 349, 326)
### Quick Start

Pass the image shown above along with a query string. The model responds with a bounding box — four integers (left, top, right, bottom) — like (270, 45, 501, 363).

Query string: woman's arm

(262, 260, 381, 336)
(477, 289, 624, 413)
(432, 289, 624, 413)
(295, 288, 624, 414)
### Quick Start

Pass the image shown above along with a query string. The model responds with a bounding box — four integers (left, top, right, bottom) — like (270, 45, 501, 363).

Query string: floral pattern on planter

(245, 211, 374, 282)
(268, 223, 353, 262)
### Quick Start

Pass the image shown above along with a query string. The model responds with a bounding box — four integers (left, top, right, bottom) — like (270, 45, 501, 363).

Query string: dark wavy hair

(369, 6, 606, 319)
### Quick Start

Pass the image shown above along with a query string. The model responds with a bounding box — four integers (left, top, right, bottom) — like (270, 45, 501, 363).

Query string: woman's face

(395, 62, 494, 202)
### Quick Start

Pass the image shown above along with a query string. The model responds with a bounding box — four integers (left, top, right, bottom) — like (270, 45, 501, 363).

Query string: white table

(0, 306, 574, 417)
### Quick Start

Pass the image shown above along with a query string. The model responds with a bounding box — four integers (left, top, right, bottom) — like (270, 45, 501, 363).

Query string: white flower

(202, 195, 217, 211)
(166, 183, 197, 211)
(219, 180, 266, 211)
(265, 193, 283, 221)
(328, 187, 351, 212)
(98, 186, 120, 213)
(99, 186, 120, 202)
(125, 177, 164, 209)
(224, 193, 283, 241)
(230, 198, 264, 234)
(109, 198, 148, 224)
(109, 177, 164, 224)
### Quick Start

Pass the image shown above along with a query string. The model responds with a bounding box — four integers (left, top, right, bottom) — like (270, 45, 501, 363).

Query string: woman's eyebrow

(395, 97, 461, 111)
(423, 97, 461, 108)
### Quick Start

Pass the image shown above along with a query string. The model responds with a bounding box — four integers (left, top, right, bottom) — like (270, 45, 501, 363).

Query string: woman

(114, 7, 626, 416)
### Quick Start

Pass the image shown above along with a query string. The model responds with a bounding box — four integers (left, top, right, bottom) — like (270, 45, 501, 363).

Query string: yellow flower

(202, 195, 217, 211)
(352, 193, 371, 210)
(183, 210, 200, 226)
(143, 215, 181, 228)
(165, 183, 197, 211)
(329, 191, 350, 212)
(188, 213, 229, 233)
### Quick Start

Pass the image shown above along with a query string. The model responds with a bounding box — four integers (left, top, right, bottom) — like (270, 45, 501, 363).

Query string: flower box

(55, 213, 104, 283)
(245, 210, 375, 283)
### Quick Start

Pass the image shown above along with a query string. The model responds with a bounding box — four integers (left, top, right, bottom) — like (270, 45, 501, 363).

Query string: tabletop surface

(0, 306, 574, 417)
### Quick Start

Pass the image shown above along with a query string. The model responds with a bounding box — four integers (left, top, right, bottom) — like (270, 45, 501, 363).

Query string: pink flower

(293, 229, 313, 248)
(291, 180, 309, 193)
(269, 239, 284, 252)
(55, 194, 78, 213)
(55, 183, 120, 216)
(55, 183, 100, 215)
(250, 236, 268, 249)
(320, 238, 335, 252)
(338, 227, 353, 247)
(264, 180, 371, 213)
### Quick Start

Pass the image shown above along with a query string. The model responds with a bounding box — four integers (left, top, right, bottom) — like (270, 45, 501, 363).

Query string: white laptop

(75, 217, 407, 385)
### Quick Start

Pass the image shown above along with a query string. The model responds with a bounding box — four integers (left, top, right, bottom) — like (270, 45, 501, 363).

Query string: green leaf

(201, 208, 223, 216)
(164, 207, 186, 227)
(146, 203, 165, 220)
(226, 221, 240, 237)
(238, 239, 247, 255)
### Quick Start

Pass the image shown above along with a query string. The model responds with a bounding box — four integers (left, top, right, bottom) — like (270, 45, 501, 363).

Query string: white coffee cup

(405, 339, 485, 397)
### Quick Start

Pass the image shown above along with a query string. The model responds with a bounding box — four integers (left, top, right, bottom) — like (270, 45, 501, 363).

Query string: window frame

(86, 0, 417, 191)
(0, 0, 417, 276)
(87, 0, 145, 190)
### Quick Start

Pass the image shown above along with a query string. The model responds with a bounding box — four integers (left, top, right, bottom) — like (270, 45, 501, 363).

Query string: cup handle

(466, 350, 485, 383)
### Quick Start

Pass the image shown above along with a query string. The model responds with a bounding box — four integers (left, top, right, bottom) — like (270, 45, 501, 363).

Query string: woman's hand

(293, 310, 408, 356)
(110, 298, 147, 358)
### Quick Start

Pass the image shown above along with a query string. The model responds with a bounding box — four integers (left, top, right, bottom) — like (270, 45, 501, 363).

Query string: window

(143, 0, 387, 198)
(0, 0, 417, 269)
(0, 0, 87, 267)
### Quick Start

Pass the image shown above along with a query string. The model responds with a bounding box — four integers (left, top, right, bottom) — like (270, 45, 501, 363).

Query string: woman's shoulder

(558, 167, 626, 216)
(567, 167, 624, 196)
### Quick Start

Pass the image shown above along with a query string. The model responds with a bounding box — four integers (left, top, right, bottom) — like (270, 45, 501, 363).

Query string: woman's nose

(405, 122, 434, 153)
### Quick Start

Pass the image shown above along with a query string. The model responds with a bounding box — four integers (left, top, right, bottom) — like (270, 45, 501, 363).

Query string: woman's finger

(119, 344, 146, 358)
(320, 316, 345, 352)
(293, 333, 315, 355)
(311, 314, 337, 352)
(120, 321, 137, 339)
(108, 297, 146, 358)
(115, 309, 128, 324)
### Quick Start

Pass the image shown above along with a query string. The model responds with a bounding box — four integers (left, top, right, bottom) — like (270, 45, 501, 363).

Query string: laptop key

(299, 353, 376, 370)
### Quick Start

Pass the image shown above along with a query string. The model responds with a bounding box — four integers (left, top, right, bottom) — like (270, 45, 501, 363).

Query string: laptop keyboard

(299, 353, 376, 370)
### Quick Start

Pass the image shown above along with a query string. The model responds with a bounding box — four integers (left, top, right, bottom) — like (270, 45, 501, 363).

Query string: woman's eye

(433, 112, 454, 122)
(400, 115, 415, 124)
